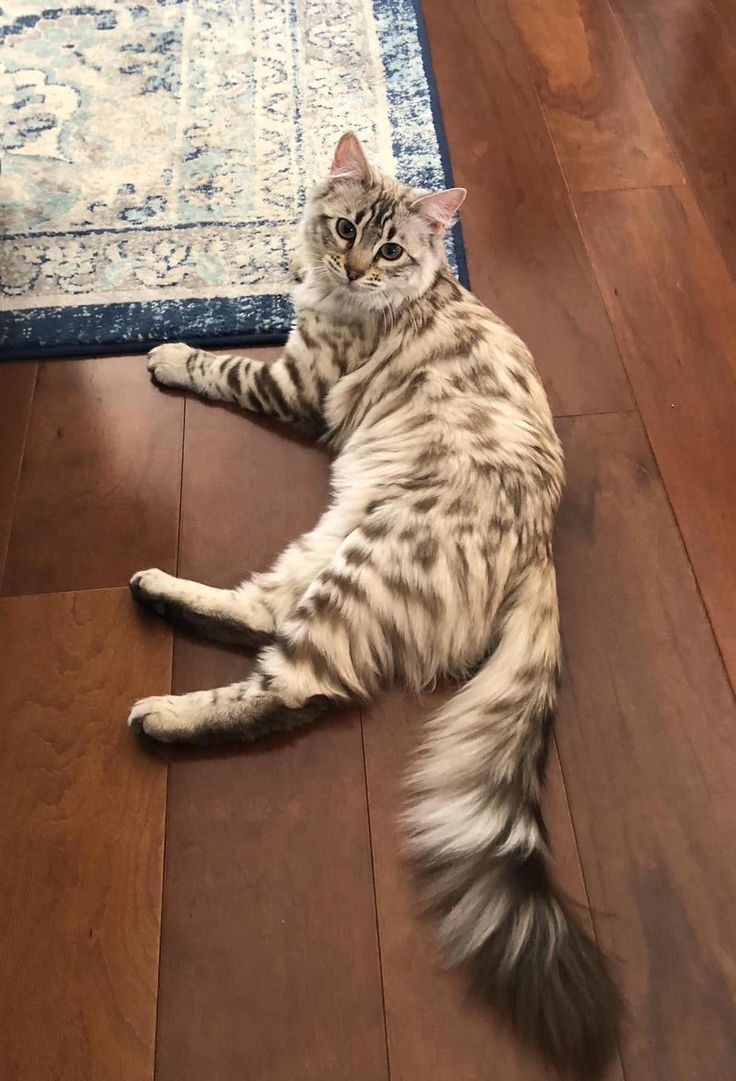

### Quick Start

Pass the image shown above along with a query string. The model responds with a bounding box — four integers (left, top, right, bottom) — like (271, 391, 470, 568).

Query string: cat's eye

(378, 242, 403, 261)
(336, 218, 356, 240)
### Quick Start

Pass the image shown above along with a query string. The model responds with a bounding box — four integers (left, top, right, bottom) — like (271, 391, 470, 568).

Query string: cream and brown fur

(128, 132, 621, 1076)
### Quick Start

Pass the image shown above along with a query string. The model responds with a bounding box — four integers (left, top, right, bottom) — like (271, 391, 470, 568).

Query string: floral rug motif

(0, 0, 468, 359)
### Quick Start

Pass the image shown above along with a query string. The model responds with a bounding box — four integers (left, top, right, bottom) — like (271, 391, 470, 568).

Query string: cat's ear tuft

(414, 187, 467, 232)
(330, 131, 371, 182)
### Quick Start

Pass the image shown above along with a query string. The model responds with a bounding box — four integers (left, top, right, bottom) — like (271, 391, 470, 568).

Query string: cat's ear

(414, 187, 467, 232)
(330, 131, 371, 182)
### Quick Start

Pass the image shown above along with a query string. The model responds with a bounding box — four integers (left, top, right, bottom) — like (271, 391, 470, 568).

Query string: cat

(128, 131, 621, 1077)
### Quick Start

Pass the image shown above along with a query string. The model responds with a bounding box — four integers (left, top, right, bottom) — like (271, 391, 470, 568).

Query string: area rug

(0, 0, 469, 360)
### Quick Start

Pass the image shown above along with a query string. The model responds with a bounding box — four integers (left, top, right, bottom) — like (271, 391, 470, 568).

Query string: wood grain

(576, 185, 736, 688)
(2, 355, 184, 596)
(556, 413, 736, 1081)
(508, 0, 683, 191)
(0, 360, 36, 584)
(710, 0, 736, 38)
(609, 0, 736, 278)
(154, 371, 388, 1081)
(422, 0, 632, 416)
(361, 689, 625, 1081)
(0, 588, 170, 1081)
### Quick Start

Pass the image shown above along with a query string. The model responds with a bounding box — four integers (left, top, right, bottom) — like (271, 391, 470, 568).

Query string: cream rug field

(0, 0, 467, 358)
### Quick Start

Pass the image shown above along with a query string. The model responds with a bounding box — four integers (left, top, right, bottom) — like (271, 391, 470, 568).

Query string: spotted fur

(129, 132, 621, 1076)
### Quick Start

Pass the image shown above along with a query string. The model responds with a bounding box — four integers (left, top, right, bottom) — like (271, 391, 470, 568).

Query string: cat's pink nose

(346, 266, 364, 282)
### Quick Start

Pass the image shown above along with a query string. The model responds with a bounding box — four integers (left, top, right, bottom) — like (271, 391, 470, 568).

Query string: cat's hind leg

(130, 502, 361, 645)
(127, 620, 355, 744)
(128, 530, 395, 742)
(127, 515, 449, 743)
(127, 668, 332, 745)
(129, 569, 273, 646)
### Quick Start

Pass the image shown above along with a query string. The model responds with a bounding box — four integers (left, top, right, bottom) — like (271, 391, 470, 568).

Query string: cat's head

(300, 131, 465, 311)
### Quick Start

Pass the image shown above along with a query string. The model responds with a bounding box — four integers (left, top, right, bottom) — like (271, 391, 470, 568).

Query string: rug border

(1, 0, 470, 362)
(0, 329, 291, 362)
(0, 294, 294, 362)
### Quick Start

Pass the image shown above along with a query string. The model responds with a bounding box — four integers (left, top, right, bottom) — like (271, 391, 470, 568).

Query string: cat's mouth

(334, 274, 370, 296)
(321, 261, 388, 305)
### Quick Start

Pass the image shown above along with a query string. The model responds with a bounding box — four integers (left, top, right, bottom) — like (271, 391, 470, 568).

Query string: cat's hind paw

(128, 692, 213, 742)
(128, 695, 182, 740)
(128, 690, 214, 742)
(130, 568, 174, 615)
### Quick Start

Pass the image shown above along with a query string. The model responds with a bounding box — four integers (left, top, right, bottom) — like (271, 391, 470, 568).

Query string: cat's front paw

(147, 343, 195, 388)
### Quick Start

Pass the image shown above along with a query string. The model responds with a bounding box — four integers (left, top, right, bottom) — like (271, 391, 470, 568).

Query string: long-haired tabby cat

(129, 131, 621, 1076)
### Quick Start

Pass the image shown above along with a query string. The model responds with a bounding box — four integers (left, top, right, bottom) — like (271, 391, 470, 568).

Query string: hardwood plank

(176, 350, 329, 587)
(609, 0, 736, 278)
(576, 185, 736, 687)
(556, 412, 736, 1081)
(423, 0, 632, 416)
(710, 0, 736, 38)
(508, 0, 683, 191)
(0, 359, 36, 584)
(0, 588, 169, 1081)
(362, 689, 625, 1081)
(155, 377, 388, 1081)
(2, 355, 184, 596)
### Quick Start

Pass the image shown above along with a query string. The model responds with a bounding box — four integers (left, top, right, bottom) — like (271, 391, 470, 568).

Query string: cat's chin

(333, 272, 424, 307)
(326, 279, 392, 310)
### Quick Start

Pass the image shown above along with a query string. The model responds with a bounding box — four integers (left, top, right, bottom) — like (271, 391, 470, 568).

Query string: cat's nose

(346, 265, 364, 282)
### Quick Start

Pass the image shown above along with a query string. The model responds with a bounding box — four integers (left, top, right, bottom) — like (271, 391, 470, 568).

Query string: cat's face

(300, 132, 465, 312)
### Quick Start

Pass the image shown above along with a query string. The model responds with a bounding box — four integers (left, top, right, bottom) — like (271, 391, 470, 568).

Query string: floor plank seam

(586, 0, 686, 192)
(615, 406, 736, 709)
(553, 408, 637, 421)
(0, 583, 139, 601)
(574, 180, 687, 196)
(174, 398, 187, 580)
(567, 181, 676, 430)
(151, 706, 172, 1081)
(550, 725, 630, 1081)
(603, 0, 735, 281)
(152, 386, 184, 1080)
(500, 0, 643, 421)
(358, 706, 393, 1081)
(558, 214, 736, 702)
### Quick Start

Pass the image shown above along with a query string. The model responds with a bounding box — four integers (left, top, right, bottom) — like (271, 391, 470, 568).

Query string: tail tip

(470, 903, 623, 1079)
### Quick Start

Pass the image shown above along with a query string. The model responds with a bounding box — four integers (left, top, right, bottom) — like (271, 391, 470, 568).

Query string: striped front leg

(147, 343, 325, 432)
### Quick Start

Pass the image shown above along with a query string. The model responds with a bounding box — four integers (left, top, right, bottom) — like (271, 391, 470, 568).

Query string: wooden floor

(2, 1, 736, 1078)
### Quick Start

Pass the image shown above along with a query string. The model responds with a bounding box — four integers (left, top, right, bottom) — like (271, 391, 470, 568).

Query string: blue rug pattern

(1, 0, 468, 359)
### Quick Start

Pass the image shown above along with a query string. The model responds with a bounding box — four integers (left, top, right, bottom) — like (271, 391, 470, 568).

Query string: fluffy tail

(405, 560, 621, 1077)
